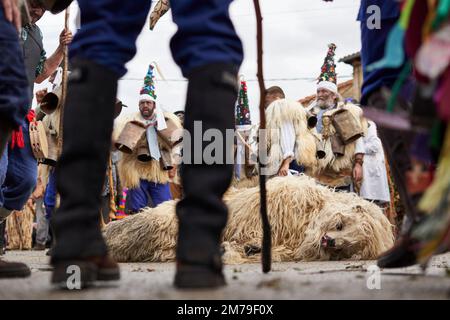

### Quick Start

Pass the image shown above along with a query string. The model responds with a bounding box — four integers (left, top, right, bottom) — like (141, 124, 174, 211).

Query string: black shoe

(33, 243, 46, 251)
(51, 255, 120, 289)
(174, 263, 226, 289)
(377, 235, 419, 268)
(0, 259, 31, 279)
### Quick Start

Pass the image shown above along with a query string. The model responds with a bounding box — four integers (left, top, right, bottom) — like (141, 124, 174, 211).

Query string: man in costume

(264, 99, 317, 178)
(307, 44, 365, 191)
(265, 86, 319, 177)
(0, 0, 32, 278)
(46, 0, 243, 289)
(115, 64, 172, 213)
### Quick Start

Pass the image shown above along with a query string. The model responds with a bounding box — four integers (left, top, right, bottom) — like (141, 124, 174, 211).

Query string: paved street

(1, 251, 450, 299)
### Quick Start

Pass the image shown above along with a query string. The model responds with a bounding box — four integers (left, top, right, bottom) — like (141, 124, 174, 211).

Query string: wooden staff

(108, 157, 117, 221)
(57, 7, 70, 155)
(253, 0, 271, 274)
(384, 151, 398, 229)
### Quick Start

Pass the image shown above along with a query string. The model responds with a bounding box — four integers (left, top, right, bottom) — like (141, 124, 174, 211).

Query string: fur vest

(308, 102, 368, 187)
(264, 99, 317, 176)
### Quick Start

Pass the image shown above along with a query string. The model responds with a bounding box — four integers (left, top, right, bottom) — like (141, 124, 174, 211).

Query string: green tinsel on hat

(140, 64, 157, 102)
(318, 43, 337, 84)
(235, 79, 251, 126)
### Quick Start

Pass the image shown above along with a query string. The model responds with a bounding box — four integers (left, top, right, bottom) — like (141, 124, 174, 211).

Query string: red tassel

(26, 109, 35, 123)
(10, 110, 35, 150)
(11, 127, 25, 149)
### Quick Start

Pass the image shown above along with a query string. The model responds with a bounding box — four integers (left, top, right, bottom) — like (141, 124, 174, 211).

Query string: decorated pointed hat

(139, 64, 157, 102)
(317, 43, 338, 94)
(235, 77, 252, 127)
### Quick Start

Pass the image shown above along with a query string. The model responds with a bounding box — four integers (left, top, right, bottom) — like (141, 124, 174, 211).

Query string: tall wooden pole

(58, 7, 70, 156)
(253, 0, 271, 274)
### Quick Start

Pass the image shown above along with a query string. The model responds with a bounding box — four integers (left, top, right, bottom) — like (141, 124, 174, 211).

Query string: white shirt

(359, 121, 391, 203)
(354, 136, 365, 155)
(280, 121, 295, 160)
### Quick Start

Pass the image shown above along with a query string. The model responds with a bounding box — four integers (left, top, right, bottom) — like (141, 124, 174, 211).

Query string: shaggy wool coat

(114, 111, 180, 189)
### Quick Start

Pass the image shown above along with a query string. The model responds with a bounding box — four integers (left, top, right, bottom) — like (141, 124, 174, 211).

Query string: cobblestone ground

(1, 250, 450, 299)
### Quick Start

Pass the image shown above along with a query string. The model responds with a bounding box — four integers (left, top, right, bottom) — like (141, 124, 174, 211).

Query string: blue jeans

(0, 8, 30, 128)
(44, 169, 57, 218)
(128, 180, 172, 212)
(289, 160, 305, 174)
(0, 120, 38, 210)
(71, 0, 243, 77)
(0, 148, 8, 207)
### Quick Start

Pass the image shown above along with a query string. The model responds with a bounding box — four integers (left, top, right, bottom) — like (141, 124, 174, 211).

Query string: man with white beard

(308, 44, 366, 192)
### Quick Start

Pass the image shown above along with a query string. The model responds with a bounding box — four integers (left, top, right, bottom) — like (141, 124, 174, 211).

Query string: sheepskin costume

(104, 175, 394, 263)
(114, 111, 182, 189)
(6, 203, 35, 250)
(307, 102, 368, 187)
(263, 99, 317, 176)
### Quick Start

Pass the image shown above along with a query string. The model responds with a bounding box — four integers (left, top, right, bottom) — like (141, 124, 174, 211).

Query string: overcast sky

(35, 0, 361, 122)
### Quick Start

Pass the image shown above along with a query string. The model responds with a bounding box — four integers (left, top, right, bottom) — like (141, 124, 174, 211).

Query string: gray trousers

(35, 198, 49, 245)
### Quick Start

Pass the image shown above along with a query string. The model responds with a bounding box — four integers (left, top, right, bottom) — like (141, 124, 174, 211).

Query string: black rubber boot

(50, 59, 120, 286)
(174, 63, 239, 289)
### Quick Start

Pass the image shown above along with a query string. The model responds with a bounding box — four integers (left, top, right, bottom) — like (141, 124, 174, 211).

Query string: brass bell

(137, 144, 152, 162)
(115, 121, 146, 154)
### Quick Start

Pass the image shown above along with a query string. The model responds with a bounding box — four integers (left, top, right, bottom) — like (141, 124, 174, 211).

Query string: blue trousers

(0, 148, 8, 208)
(0, 120, 37, 211)
(128, 180, 171, 212)
(0, 8, 30, 128)
(358, 0, 403, 104)
(289, 160, 304, 174)
(44, 169, 57, 218)
(71, 0, 243, 77)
